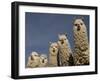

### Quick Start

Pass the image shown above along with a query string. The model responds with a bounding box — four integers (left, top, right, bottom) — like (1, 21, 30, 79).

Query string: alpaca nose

(77, 24, 81, 31)
(61, 40, 64, 44)
(42, 59, 45, 63)
(53, 48, 55, 52)
(31, 56, 34, 60)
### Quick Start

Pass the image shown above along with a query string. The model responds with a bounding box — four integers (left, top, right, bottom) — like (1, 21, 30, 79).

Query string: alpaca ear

(73, 16, 77, 24)
(49, 42, 52, 44)
(58, 34, 60, 38)
(80, 16, 84, 21)
(64, 33, 67, 37)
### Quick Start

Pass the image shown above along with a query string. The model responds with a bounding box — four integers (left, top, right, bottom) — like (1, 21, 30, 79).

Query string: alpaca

(73, 18, 89, 65)
(39, 54, 48, 67)
(27, 52, 40, 68)
(57, 34, 73, 66)
(49, 42, 59, 66)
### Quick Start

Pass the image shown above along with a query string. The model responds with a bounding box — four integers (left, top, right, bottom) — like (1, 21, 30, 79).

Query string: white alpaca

(49, 42, 59, 66)
(73, 18, 89, 65)
(27, 52, 40, 68)
(58, 34, 73, 66)
(39, 54, 48, 67)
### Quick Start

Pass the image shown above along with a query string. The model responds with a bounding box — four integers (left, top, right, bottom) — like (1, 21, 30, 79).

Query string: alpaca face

(27, 52, 40, 68)
(31, 52, 40, 61)
(73, 18, 88, 49)
(49, 42, 58, 56)
(58, 34, 68, 48)
(73, 19, 87, 34)
(73, 18, 89, 65)
(39, 54, 48, 67)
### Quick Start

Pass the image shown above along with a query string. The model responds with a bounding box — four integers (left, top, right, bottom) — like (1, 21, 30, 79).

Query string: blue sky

(25, 12, 89, 65)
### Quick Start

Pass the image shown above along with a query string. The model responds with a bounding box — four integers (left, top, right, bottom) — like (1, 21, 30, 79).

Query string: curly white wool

(73, 18, 89, 65)
(57, 34, 73, 66)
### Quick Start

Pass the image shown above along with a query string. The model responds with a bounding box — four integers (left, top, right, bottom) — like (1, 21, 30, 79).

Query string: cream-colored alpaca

(73, 18, 89, 65)
(27, 52, 40, 68)
(49, 42, 59, 66)
(39, 54, 48, 67)
(58, 34, 73, 66)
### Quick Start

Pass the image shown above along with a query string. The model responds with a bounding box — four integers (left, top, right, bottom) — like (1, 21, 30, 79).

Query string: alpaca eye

(35, 55, 38, 56)
(55, 46, 58, 48)
(60, 39, 63, 41)
(74, 24, 77, 26)
(80, 23, 83, 25)
(59, 39, 61, 41)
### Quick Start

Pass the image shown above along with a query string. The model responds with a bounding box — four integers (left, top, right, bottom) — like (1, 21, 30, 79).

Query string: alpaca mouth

(42, 59, 45, 63)
(53, 49, 55, 52)
(61, 41, 64, 44)
(31, 56, 34, 60)
(77, 26, 81, 31)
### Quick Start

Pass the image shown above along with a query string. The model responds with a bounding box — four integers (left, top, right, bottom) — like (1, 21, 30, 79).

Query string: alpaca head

(73, 18, 87, 34)
(39, 54, 48, 67)
(49, 42, 59, 56)
(58, 33, 69, 48)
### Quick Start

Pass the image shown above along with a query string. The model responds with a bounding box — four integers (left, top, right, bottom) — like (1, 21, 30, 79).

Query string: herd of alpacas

(27, 18, 89, 68)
